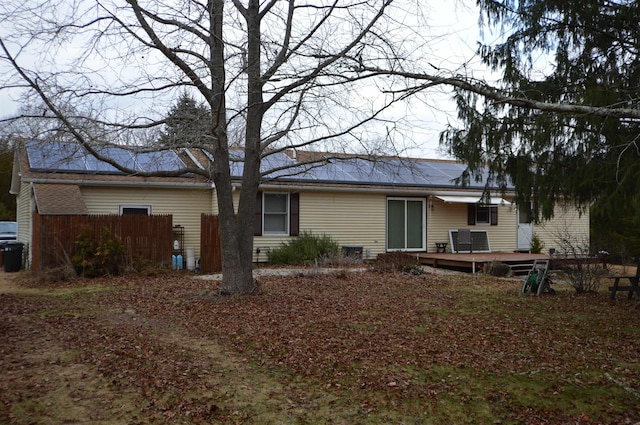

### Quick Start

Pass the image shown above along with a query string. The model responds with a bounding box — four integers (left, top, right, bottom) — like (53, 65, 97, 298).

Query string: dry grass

(1, 269, 639, 424)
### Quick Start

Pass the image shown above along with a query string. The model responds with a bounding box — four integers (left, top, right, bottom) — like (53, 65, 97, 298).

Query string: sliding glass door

(387, 198, 425, 251)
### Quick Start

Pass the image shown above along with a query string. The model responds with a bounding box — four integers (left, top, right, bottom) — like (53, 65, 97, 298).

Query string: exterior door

(386, 198, 426, 251)
(517, 205, 534, 251)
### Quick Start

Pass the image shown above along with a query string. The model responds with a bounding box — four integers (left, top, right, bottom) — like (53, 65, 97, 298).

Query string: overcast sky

(0, 0, 490, 160)
(399, 0, 487, 158)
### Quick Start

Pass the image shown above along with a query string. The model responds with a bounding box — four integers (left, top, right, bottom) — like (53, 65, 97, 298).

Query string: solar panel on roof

(27, 141, 87, 172)
(334, 159, 389, 183)
(134, 150, 185, 172)
(306, 161, 350, 182)
(374, 159, 422, 185)
(25, 140, 186, 174)
(84, 156, 120, 173)
(29, 136, 499, 187)
(261, 152, 299, 178)
(93, 146, 135, 171)
(424, 162, 466, 178)
(87, 146, 126, 172)
(257, 152, 509, 189)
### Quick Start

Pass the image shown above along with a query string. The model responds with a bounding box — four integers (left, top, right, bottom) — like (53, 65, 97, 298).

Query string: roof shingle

(33, 184, 89, 214)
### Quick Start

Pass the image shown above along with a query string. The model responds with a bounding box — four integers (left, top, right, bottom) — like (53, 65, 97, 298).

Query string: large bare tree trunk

(207, 0, 258, 294)
(216, 196, 256, 294)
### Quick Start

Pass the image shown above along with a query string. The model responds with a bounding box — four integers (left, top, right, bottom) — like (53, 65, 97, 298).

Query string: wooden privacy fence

(200, 214, 222, 274)
(32, 213, 173, 271)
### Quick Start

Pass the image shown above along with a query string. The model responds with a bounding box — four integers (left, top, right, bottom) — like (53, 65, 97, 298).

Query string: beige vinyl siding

(211, 188, 219, 215)
(302, 191, 386, 260)
(534, 204, 590, 253)
(427, 199, 467, 251)
(80, 186, 212, 260)
(483, 205, 517, 252)
(253, 190, 386, 262)
(427, 198, 517, 252)
(16, 182, 33, 268)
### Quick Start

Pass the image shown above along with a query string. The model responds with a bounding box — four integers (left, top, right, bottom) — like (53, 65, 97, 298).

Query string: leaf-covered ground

(1, 268, 639, 424)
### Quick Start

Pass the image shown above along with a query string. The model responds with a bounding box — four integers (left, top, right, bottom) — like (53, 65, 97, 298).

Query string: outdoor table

(435, 242, 448, 253)
(608, 262, 640, 300)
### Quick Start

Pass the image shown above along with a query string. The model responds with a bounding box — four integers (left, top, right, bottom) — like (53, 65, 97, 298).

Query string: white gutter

(256, 183, 424, 195)
(22, 177, 511, 196)
(429, 189, 514, 198)
(23, 177, 213, 190)
(255, 182, 514, 197)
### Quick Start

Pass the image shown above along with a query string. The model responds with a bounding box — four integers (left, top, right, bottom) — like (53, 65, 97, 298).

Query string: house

(11, 140, 589, 270)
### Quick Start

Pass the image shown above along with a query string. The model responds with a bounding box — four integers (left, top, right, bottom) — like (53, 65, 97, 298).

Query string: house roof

(25, 140, 186, 174)
(33, 184, 88, 214)
(205, 148, 509, 190)
(15, 140, 211, 188)
(17, 140, 513, 192)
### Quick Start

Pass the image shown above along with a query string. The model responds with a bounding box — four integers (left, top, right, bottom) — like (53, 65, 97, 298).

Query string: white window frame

(386, 197, 426, 252)
(263, 193, 289, 235)
(448, 229, 492, 253)
(119, 204, 152, 215)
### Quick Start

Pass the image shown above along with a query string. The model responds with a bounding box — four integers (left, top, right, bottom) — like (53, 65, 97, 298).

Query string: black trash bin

(3, 241, 23, 272)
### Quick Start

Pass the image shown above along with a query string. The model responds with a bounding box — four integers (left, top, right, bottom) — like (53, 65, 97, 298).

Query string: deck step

(507, 262, 536, 276)
(493, 258, 538, 276)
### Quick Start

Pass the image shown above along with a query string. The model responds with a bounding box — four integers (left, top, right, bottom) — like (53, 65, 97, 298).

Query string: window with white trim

(263, 193, 289, 235)
(119, 204, 152, 215)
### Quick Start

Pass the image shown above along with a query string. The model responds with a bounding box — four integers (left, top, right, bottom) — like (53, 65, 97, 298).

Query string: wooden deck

(416, 252, 551, 275)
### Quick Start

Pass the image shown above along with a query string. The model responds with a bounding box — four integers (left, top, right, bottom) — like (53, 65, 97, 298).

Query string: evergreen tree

(158, 93, 213, 148)
(440, 0, 640, 225)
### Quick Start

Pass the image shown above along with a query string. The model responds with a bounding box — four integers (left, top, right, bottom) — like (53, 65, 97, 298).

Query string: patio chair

(456, 229, 472, 253)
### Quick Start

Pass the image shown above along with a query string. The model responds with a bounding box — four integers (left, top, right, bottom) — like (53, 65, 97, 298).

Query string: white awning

(435, 195, 511, 206)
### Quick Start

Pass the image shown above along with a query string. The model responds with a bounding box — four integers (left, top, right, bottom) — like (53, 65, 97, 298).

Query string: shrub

(128, 257, 172, 276)
(554, 228, 603, 293)
(530, 233, 544, 254)
(268, 231, 340, 265)
(72, 227, 126, 277)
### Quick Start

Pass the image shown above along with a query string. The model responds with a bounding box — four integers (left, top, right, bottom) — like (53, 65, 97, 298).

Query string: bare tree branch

(360, 66, 640, 120)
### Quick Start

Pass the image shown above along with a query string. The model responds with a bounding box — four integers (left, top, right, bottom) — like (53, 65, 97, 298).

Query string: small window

(468, 204, 498, 226)
(263, 193, 288, 235)
(518, 202, 532, 224)
(476, 205, 490, 224)
(119, 204, 151, 215)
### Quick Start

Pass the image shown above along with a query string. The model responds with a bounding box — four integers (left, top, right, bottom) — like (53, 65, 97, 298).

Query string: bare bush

(32, 265, 78, 285)
(483, 261, 513, 278)
(319, 253, 362, 267)
(371, 252, 424, 275)
(554, 228, 604, 293)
